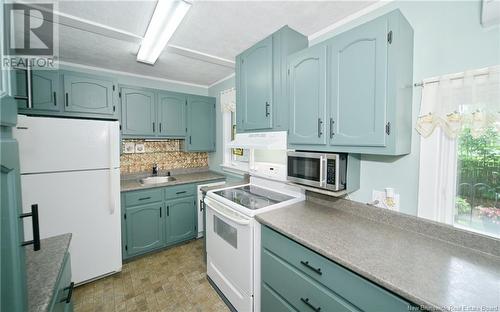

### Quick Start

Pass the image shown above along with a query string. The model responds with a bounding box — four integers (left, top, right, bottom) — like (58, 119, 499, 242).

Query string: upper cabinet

(289, 10, 414, 155)
(120, 87, 156, 137)
(236, 26, 308, 133)
(288, 44, 328, 146)
(157, 91, 187, 137)
(16, 69, 119, 120)
(238, 36, 273, 130)
(186, 95, 215, 152)
(63, 72, 117, 116)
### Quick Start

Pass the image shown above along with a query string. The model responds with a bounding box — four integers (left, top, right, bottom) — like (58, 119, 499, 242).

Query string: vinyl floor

(73, 239, 229, 312)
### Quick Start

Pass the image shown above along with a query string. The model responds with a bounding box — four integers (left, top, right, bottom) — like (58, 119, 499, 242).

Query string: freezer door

(20, 168, 122, 284)
(13, 115, 120, 174)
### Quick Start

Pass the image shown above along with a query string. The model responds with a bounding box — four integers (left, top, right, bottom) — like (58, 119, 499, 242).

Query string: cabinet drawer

(261, 283, 297, 312)
(124, 188, 163, 206)
(262, 249, 357, 312)
(262, 226, 411, 311)
(164, 184, 195, 199)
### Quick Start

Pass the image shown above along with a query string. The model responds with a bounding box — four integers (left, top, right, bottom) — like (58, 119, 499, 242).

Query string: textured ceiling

(50, 1, 376, 86)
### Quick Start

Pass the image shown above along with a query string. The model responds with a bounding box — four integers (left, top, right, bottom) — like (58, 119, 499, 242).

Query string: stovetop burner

(213, 185, 293, 210)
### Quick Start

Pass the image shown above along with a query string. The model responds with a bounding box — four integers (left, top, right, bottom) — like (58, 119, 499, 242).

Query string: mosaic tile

(73, 240, 229, 312)
(120, 140, 208, 174)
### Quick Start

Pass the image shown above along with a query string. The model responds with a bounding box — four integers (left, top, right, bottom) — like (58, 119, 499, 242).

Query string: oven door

(287, 152, 326, 188)
(205, 197, 253, 312)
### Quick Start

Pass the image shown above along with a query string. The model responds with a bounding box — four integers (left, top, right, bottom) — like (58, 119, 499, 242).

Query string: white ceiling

(49, 1, 377, 86)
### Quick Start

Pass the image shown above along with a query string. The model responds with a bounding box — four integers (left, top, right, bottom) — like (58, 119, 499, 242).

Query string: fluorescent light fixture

(137, 0, 192, 65)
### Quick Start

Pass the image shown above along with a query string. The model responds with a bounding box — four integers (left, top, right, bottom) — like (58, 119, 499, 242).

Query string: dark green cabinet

(63, 73, 116, 116)
(157, 91, 186, 137)
(239, 36, 273, 130)
(186, 95, 215, 152)
(288, 44, 328, 146)
(120, 87, 156, 137)
(236, 26, 308, 133)
(125, 202, 164, 256)
(121, 183, 198, 259)
(0, 101, 28, 312)
(166, 196, 196, 244)
(287, 10, 413, 155)
(262, 226, 414, 312)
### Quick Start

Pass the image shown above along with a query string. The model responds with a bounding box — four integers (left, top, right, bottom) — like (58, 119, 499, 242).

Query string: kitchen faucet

(152, 164, 159, 176)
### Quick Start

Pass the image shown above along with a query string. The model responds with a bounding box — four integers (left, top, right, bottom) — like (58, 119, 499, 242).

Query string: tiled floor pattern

(73, 239, 229, 312)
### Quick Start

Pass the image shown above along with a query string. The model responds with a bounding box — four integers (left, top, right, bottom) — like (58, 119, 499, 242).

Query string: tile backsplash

(120, 139, 208, 174)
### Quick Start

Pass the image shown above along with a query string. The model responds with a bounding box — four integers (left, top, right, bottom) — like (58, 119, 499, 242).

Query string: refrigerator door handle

(108, 123, 118, 215)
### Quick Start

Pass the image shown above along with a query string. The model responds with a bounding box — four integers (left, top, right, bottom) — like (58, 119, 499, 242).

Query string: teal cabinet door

(261, 283, 297, 312)
(157, 91, 187, 137)
(125, 203, 164, 257)
(165, 196, 196, 245)
(329, 16, 388, 147)
(13, 69, 28, 110)
(288, 44, 327, 145)
(63, 73, 116, 115)
(50, 254, 73, 312)
(239, 36, 273, 130)
(121, 87, 156, 136)
(186, 95, 215, 152)
(32, 70, 60, 111)
(0, 126, 28, 312)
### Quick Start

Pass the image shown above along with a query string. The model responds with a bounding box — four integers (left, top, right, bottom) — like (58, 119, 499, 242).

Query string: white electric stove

(205, 177, 304, 312)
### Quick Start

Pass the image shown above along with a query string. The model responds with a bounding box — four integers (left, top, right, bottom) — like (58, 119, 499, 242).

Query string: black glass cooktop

(214, 185, 293, 210)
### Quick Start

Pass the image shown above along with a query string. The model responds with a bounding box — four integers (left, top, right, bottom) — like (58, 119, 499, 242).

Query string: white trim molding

(208, 73, 235, 89)
(58, 61, 210, 89)
(308, 0, 394, 42)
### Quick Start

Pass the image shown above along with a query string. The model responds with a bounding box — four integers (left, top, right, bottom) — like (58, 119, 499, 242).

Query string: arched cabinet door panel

(121, 87, 156, 136)
(329, 16, 388, 147)
(63, 73, 116, 116)
(288, 44, 327, 146)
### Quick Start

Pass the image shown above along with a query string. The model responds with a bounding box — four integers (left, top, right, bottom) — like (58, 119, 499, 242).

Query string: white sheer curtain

(417, 65, 500, 223)
(220, 88, 235, 113)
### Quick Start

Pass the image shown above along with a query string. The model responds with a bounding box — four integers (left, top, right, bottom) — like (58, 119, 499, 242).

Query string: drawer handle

(138, 197, 151, 201)
(176, 191, 187, 195)
(300, 260, 322, 275)
(60, 282, 75, 304)
(301, 298, 321, 312)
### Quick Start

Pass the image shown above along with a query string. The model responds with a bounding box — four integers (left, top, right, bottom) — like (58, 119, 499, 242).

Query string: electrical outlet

(372, 189, 400, 211)
(123, 142, 135, 154)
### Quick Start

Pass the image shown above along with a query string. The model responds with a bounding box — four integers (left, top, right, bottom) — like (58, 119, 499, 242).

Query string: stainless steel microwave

(287, 151, 347, 191)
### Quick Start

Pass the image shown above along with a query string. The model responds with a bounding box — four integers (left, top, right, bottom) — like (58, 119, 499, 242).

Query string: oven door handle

(205, 198, 251, 225)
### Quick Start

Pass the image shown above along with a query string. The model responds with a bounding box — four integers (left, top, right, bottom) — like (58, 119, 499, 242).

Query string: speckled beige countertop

(256, 197, 500, 311)
(26, 234, 72, 312)
(121, 170, 226, 192)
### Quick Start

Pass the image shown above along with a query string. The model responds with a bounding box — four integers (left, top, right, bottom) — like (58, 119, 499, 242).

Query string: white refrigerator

(13, 115, 122, 284)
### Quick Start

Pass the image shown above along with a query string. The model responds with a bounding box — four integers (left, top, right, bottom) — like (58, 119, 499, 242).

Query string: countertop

(256, 199, 500, 311)
(121, 171, 226, 192)
(25, 233, 72, 312)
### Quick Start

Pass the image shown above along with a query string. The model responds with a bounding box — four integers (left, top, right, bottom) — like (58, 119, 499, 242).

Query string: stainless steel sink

(139, 176, 177, 185)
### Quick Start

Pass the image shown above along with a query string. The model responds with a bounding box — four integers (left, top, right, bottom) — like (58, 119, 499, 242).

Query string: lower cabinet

(166, 196, 196, 245)
(121, 184, 197, 259)
(125, 202, 164, 257)
(261, 226, 413, 312)
(50, 253, 74, 312)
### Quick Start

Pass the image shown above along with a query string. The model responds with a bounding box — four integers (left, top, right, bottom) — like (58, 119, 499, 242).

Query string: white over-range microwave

(287, 151, 347, 191)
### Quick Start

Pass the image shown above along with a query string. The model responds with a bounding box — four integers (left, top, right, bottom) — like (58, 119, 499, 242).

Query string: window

(220, 88, 249, 173)
(417, 66, 500, 238)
